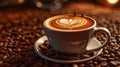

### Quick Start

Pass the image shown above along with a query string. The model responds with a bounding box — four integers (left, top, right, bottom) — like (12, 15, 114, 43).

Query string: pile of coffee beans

(0, 7, 120, 67)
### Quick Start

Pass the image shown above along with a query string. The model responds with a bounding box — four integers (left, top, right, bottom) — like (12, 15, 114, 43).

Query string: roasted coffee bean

(97, 56, 107, 61)
(0, 60, 3, 64)
(0, 6, 120, 67)
(102, 54, 111, 58)
(108, 58, 115, 61)
(104, 50, 109, 54)
(16, 48, 21, 52)
(25, 56, 36, 65)
(0, 63, 11, 67)
(3, 55, 8, 59)
(110, 61, 120, 66)
(101, 61, 108, 66)
(110, 53, 115, 57)
(116, 51, 120, 56)
(78, 63, 85, 67)
(95, 64, 101, 67)
(0, 42, 4, 47)
(72, 64, 78, 67)
(0, 50, 8, 54)
(10, 55, 21, 63)
(93, 61, 98, 65)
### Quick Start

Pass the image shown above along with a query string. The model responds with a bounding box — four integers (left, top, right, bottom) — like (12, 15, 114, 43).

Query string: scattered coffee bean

(78, 63, 85, 67)
(0, 63, 11, 67)
(3, 55, 8, 59)
(72, 64, 78, 67)
(0, 6, 119, 67)
(0, 61, 3, 64)
(101, 61, 108, 66)
(98, 56, 107, 61)
(108, 58, 115, 61)
(110, 60, 120, 66)
(0, 42, 4, 47)
(93, 61, 98, 65)
(95, 64, 101, 67)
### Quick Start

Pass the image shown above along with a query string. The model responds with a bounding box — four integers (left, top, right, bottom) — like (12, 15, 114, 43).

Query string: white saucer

(34, 36, 103, 64)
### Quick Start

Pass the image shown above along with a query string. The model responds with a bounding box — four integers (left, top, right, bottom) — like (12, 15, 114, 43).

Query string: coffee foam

(54, 17, 88, 30)
(44, 14, 94, 31)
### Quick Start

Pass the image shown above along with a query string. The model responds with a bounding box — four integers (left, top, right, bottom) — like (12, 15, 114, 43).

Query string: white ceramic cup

(43, 14, 111, 55)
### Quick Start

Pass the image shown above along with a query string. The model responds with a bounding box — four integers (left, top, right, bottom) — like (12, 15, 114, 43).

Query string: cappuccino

(43, 14, 111, 54)
(44, 14, 94, 31)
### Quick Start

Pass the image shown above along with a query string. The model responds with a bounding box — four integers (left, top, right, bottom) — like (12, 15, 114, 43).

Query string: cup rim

(43, 14, 96, 32)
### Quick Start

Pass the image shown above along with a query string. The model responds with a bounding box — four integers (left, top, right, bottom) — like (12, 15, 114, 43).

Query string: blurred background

(0, 0, 120, 9)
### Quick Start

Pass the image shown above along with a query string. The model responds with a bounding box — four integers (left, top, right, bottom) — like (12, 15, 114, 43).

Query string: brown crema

(46, 15, 94, 31)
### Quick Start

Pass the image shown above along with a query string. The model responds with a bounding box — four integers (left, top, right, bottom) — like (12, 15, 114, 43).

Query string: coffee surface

(45, 15, 94, 31)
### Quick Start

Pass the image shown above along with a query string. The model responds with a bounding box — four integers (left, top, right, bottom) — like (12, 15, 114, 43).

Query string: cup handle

(86, 27, 111, 51)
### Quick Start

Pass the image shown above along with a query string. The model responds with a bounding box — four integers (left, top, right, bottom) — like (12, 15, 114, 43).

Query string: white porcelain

(34, 36, 103, 64)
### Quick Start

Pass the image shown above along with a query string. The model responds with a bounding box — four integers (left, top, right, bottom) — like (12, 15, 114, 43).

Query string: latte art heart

(56, 18, 81, 26)
(44, 15, 94, 31)
(54, 17, 88, 30)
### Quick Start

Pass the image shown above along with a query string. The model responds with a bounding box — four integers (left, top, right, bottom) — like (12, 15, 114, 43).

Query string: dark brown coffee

(44, 14, 94, 31)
